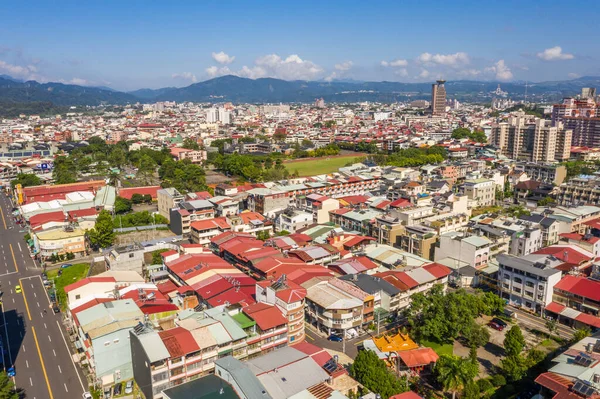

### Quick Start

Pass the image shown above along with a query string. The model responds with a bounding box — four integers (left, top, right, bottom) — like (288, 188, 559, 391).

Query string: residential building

(397, 225, 438, 261)
(157, 188, 185, 222)
(190, 217, 232, 245)
(497, 253, 563, 314)
(104, 243, 145, 275)
(460, 178, 495, 207)
(295, 194, 340, 224)
(545, 274, 600, 331)
(170, 148, 207, 164)
(169, 200, 216, 236)
(434, 232, 492, 269)
(33, 226, 87, 259)
(276, 208, 313, 233)
(514, 163, 567, 186)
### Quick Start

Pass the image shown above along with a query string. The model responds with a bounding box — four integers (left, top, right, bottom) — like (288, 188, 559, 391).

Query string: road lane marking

(48, 335, 51, 342)
(22, 345, 25, 352)
(52, 349, 56, 356)
(26, 360, 29, 368)
(9, 245, 18, 273)
(17, 242, 21, 252)
(37, 302, 40, 308)
(0, 205, 6, 229)
(44, 323, 46, 329)
(30, 377, 32, 386)
(56, 319, 85, 391)
(18, 278, 31, 320)
(32, 326, 54, 399)
(58, 365, 62, 374)
(33, 292, 36, 298)
(64, 383, 68, 392)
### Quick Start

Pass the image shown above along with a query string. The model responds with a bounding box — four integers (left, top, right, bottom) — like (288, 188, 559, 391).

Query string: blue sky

(1, 0, 598, 90)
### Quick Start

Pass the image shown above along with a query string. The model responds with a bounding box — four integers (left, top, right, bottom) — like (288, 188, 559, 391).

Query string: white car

(82, 393, 93, 399)
(125, 380, 133, 394)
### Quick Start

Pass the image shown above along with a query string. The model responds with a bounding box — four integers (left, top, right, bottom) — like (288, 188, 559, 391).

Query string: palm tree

(108, 171, 121, 187)
(435, 355, 477, 399)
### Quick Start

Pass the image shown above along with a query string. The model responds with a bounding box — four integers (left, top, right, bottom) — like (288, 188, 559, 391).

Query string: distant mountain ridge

(1, 74, 599, 106)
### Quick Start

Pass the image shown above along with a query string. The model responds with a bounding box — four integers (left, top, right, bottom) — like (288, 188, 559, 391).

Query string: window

(104, 341, 110, 346)
(114, 338, 120, 344)
(514, 277, 522, 284)
(129, 253, 135, 258)
(75, 294, 81, 300)
(525, 281, 534, 288)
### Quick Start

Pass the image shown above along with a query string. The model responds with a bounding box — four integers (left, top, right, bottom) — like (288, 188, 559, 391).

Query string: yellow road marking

(18, 278, 31, 320)
(9, 244, 18, 273)
(32, 326, 54, 399)
(0, 206, 6, 229)
(305, 334, 314, 341)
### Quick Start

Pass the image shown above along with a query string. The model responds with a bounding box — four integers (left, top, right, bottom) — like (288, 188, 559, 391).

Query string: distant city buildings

(430, 79, 447, 115)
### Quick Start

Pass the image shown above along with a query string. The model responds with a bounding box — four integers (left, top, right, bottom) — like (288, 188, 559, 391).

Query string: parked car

(113, 382, 122, 396)
(82, 393, 93, 399)
(488, 321, 505, 331)
(491, 318, 507, 328)
(328, 334, 343, 342)
(125, 380, 133, 394)
(7, 367, 15, 377)
(60, 264, 72, 269)
(52, 305, 60, 314)
(103, 387, 111, 399)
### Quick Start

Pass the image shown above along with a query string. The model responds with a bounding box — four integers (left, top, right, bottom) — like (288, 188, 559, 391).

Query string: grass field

(284, 155, 364, 177)
(421, 339, 454, 356)
(48, 263, 89, 309)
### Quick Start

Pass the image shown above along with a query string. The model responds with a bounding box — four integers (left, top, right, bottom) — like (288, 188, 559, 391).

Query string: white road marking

(56, 319, 85, 391)
(53, 349, 56, 356)
(58, 365, 62, 373)
(7, 281, 10, 286)
(64, 383, 68, 392)
(36, 302, 40, 307)
(26, 360, 29, 368)
(44, 323, 46, 329)
(48, 335, 51, 342)
(22, 345, 25, 352)
(17, 242, 21, 252)
(33, 292, 36, 298)
(11, 298, 13, 303)
(29, 377, 32, 386)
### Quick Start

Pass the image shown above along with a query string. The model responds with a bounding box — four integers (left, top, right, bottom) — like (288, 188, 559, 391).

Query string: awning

(575, 313, 600, 329)
(545, 302, 566, 314)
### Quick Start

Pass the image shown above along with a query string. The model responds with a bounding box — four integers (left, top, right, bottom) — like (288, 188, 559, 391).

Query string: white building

(434, 232, 492, 269)
(497, 253, 563, 315)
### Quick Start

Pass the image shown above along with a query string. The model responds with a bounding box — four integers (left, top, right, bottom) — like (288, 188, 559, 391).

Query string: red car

(488, 321, 505, 331)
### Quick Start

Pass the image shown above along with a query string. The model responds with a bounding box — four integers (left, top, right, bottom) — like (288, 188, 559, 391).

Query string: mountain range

(1, 74, 599, 107)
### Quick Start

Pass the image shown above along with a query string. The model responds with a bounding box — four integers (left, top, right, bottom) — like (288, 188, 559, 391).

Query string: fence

(113, 224, 168, 233)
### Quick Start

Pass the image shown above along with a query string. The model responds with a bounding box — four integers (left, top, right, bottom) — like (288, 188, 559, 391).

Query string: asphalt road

(0, 192, 86, 399)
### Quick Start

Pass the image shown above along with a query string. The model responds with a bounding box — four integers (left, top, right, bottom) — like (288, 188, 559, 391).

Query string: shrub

(492, 374, 506, 387)
(477, 378, 494, 392)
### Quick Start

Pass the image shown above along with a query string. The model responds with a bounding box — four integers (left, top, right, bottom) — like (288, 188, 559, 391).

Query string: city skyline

(1, 1, 599, 90)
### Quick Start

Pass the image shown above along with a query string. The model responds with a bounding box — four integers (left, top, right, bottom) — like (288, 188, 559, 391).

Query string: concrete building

(430, 80, 446, 115)
(157, 188, 185, 222)
(514, 163, 567, 186)
(104, 243, 145, 275)
(497, 253, 563, 315)
(169, 200, 216, 236)
(460, 178, 495, 207)
(434, 232, 492, 269)
(33, 226, 87, 259)
(276, 208, 313, 233)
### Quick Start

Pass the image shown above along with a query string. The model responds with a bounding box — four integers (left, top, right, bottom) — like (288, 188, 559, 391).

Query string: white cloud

(485, 60, 513, 81)
(458, 69, 481, 77)
(418, 69, 430, 79)
(537, 46, 574, 61)
(568, 72, 580, 79)
(211, 51, 235, 65)
(394, 68, 409, 77)
(418, 52, 470, 67)
(0, 60, 41, 80)
(334, 61, 353, 71)
(207, 54, 324, 81)
(59, 77, 93, 86)
(381, 59, 408, 67)
(171, 72, 197, 83)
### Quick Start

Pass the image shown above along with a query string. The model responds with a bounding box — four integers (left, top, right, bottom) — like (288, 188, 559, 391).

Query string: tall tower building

(430, 80, 447, 115)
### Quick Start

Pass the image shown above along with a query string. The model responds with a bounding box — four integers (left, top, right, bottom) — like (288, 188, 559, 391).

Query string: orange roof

(398, 348, 439, 368)
(373, 333, 418, 353)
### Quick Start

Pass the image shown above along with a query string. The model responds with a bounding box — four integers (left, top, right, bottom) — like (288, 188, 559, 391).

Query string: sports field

(284, 154, 363, 177)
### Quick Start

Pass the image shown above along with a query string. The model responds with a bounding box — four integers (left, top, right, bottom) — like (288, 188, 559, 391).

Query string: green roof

(232, 312, 256, 329)
(163, 374, 238, 399)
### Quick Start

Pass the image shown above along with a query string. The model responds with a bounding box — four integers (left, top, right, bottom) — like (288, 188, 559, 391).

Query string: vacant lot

(114, 229, 175, 245)
(284, 154, 366, 177)
(48, 263, 89, 309)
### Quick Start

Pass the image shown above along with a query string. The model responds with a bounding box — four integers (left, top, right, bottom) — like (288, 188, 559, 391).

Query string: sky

(1, 0, 599, 91)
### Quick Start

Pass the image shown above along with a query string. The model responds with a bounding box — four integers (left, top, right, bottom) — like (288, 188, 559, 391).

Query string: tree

(504, 326, 525, 358)
(452, 127, 471, 140)
(462, 320, 490, 349)
(108, 146, 127, 169)
(0, 370, 19, 398)
(143, 194, 152, 204)
(52, 156, 77, 184)
(11, 173, 42, 188)
(538, 196, 556, 207)
(501, 355, 527, 382)
(87, 210, 115, 249)
(350, 350, 408, 398)
(151, 249, 170, 265)
(545, 319, 558, 336)
(182, 138, 200, 150)
(137, 154, 157, 183)
(435, 355, 478, 399)
(114, 196, 132, 214)
(131, 193, 144, 204)
(573, 327, 591, 343)
(256, 230, 271, 241)
(463, 381, 480, 399)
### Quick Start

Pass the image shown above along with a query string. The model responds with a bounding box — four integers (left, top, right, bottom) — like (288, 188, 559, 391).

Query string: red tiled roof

(398, 348, 439, 368)
(534, 246, 592, 265)
(29, 210, 65, 228)
(338, 195, 369, 205)
(389, 198, 412, 208)
(22, 180, 105, 201)
(584, 218, 600, 230)
(206, 289, 254, 308)
(158, 327, 200, 357)
(243, 303, 287, 331)
(389, 393, 424, 399)
(156, 280, 178, 295)
(422, 263, 452, 279)
(118, 186, 160, 200)
(190, 217, 231, 232)
(545, 302, 566, 314)
(560, 233, 600, 244)
(375, 271, 419, 290)
(555, 275, 600, 302)
(68, 207, 98, 219)
(575, 312, 600, 329)
(534, 373, 574, 399)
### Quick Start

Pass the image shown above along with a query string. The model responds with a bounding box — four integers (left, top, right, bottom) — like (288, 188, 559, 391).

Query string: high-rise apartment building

(430, 80, 447, 115)
(490, 114, 572, 162)
(206, 107, 232, 125)
(551, 93, 600, 147)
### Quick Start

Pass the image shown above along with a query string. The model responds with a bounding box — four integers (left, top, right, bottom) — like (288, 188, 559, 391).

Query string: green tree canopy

(11, 173, 42, 188)
(52, 155, 77, 184)
(182, 138, 200, 150)
(435, 354, 478, 399)
(350, 350, 408, 399)
(87, 210, 115, 249)
(0, 370, 19, 398)
(504, 326, 526, 358)
(114, 196, 132, 214)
